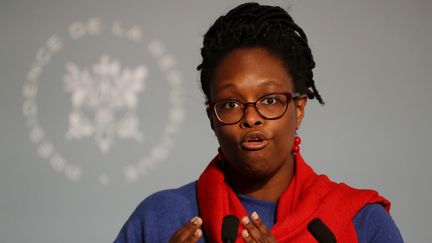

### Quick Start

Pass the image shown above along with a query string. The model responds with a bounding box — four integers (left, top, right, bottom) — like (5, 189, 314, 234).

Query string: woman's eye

(262, 97, 278, 105)
(224, 101, 239, 109)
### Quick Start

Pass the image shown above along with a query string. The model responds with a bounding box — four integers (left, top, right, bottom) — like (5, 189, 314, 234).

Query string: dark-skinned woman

(115, 3, 403, 243)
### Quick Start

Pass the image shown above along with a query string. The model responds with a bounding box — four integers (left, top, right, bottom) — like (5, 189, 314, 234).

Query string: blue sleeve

(114, 182, 200, 243)
(114, 210, 144, 243)
(353, 204, 404, 243)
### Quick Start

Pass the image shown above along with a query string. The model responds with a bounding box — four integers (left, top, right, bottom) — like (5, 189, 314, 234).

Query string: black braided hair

(197, 2, 324, 104)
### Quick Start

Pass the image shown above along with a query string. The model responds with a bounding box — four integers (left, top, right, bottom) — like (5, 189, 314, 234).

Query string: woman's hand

(241, 212, 277, 243)
(169, 216, 203, 243)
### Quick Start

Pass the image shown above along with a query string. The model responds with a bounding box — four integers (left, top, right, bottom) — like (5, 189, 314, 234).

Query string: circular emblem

(22, 18, 185, 185)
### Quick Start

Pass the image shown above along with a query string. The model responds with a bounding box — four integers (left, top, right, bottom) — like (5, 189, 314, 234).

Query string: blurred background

(1, 0, 431, 242)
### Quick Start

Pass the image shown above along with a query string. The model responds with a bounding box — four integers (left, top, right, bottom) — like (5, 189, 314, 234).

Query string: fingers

(241, 227, 253, 242)
(169, 216, 203, 243)
(242, 214, 264, 242)
(241, 212, 276, 242)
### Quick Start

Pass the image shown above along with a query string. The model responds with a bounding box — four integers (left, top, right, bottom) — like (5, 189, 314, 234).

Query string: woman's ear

(295, 95, 308, 129)
(206, 107, 215, 131)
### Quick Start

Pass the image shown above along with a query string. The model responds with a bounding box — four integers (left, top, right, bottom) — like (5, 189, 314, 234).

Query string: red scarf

(197, 153, 390, 243)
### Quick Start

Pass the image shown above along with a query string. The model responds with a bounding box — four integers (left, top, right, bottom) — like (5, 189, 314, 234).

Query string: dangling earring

(292, 135, 301, 155)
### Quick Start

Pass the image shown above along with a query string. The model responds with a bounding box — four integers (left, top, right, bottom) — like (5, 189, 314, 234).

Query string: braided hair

(197, 2, 324, 104)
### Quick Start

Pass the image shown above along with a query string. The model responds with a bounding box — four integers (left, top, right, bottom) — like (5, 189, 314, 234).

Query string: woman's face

(208, 48, 307, 180)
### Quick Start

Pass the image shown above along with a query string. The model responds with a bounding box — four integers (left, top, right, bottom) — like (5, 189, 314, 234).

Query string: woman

(115, 3, 403, 242)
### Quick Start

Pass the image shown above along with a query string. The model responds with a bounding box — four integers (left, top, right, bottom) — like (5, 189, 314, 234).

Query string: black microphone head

(222, 214, 240, 243)
(307, 218, 337, 243)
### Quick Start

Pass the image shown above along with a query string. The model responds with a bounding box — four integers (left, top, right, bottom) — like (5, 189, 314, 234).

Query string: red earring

(292, 135, 301, 155)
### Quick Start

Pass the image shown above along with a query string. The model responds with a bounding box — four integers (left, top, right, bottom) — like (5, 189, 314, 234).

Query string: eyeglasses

(208, 92, 300, 125)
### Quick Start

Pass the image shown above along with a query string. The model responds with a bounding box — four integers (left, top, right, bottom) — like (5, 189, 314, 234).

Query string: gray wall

(1, 0, 431, 242)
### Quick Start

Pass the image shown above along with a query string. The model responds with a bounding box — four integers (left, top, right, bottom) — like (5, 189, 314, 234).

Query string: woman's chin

(233, 160, 274, 179)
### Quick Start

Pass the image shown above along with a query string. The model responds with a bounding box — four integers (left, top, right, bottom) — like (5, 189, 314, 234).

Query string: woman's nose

(241, 104, 263, 128)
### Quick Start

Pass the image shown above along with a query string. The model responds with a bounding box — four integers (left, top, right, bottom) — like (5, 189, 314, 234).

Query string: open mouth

(241, 134, 269, 150)
(248, 137, 264, 142)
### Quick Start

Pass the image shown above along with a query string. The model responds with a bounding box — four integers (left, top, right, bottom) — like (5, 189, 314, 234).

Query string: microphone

(307, 218, 336, 243)
(221, 215, 240, 243)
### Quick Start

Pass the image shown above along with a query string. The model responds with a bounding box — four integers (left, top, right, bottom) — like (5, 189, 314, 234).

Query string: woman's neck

(227, 158, 295, 202)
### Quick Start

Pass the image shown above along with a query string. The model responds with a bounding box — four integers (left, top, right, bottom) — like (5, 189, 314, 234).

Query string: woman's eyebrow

(258, 80, 284, 88)
(214, 82, 237, 94)
(214, 79, 285, 95)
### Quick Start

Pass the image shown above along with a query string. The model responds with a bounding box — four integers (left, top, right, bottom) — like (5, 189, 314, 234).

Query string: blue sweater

(114, 181, 403, 243)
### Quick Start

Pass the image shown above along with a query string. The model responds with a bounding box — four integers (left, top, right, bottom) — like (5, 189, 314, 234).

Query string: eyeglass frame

(207, 92, 301, 125)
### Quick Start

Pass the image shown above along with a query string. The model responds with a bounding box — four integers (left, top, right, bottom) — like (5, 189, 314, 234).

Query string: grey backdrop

(1, 0, 431, 242)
